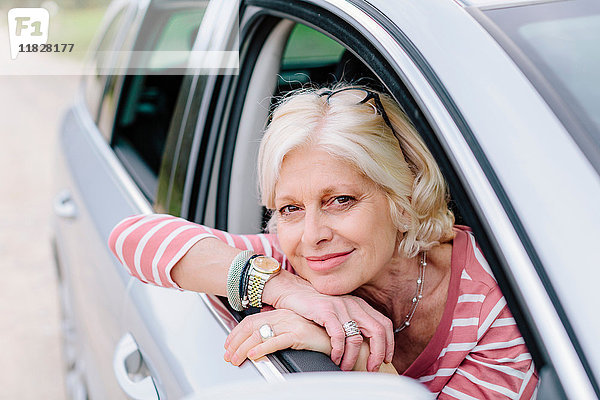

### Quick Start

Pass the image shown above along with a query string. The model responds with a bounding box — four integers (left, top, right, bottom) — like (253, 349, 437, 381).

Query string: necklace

(394, 251, 426, 334)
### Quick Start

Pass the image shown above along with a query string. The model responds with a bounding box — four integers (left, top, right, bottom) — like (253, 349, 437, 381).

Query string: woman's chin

(309, 277, 356, 296)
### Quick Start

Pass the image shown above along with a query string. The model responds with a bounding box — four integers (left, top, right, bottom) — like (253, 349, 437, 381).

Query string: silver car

(52, 0, 600, 398)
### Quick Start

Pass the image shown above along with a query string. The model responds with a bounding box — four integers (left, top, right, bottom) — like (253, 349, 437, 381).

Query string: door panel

(53, 106, 146, 399)
(122, 282, 264, 398)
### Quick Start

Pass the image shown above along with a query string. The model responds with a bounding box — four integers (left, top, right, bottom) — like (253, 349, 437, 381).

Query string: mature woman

(108, 84, 537, 398)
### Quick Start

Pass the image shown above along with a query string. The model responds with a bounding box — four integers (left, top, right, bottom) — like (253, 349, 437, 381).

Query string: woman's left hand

(224, 309, 332, 366)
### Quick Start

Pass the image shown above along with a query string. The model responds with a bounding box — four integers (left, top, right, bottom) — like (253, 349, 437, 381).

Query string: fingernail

(224, 351, 230, 362)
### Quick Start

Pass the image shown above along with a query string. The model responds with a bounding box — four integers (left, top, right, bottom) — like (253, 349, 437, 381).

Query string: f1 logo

(7, 8, 49, 60)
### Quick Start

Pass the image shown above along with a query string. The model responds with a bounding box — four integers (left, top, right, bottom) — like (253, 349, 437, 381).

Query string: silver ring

(259, 324, 274, 341)
(342, 320, 361, 337)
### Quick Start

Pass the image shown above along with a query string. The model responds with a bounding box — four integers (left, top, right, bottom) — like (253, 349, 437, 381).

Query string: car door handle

(53, 189, 78, 219)
(113, 333, 159, 400)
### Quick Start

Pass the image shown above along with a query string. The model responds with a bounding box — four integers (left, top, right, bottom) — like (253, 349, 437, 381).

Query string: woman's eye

(279, 205, 300, 215)
(331, 196, 355, 206)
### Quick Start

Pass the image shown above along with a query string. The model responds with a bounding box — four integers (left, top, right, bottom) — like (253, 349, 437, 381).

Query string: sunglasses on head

(318, 87, 399, 139)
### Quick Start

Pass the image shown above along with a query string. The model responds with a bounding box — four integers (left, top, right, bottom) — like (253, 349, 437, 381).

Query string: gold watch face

(252, 256, 281, 274)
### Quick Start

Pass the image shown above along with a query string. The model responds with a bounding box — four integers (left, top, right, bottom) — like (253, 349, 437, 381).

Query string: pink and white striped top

(108, 213, 538, 399)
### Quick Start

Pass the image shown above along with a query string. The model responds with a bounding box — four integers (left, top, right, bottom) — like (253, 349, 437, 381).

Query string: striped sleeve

(107, 213, 288, 290)
(439, 286, 538, 399)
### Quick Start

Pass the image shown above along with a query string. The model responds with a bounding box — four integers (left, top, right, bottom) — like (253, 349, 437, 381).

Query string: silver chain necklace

(394, 251, 427, 334)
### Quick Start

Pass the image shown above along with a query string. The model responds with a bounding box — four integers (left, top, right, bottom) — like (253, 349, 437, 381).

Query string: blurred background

(0, 1, 109, 398)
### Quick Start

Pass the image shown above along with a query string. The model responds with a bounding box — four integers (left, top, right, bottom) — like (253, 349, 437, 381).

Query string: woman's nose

(301, 209, 333, 245)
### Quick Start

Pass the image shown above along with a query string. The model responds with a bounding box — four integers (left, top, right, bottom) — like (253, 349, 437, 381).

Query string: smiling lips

(305, 250, 354, 272)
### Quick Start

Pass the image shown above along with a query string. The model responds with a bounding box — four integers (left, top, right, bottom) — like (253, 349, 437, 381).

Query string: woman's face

(274, 146, 401, 295)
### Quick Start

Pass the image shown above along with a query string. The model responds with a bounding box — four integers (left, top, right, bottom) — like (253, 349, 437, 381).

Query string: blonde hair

(258, 83, 454, 257)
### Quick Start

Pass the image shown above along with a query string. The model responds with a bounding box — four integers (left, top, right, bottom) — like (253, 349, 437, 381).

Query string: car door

(52, 0, 150, 398)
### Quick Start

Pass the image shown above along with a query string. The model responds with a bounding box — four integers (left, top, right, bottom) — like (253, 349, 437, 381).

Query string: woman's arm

(108, 213, 394, 371)
(107, 213, 286, 291)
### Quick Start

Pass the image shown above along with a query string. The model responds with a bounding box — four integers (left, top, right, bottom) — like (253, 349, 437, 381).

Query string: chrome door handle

(113, 333, 159, 400)
(53, 189, 78, 219)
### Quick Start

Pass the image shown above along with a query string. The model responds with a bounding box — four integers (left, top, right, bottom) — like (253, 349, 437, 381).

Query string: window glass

(279, 24, 345, 86)
(149, 11, 205, 70)
(111, 7, 207, 202)
(281, 24, 345, 68)
(484, 0, 600, 170)
(84, 8, 127, 120)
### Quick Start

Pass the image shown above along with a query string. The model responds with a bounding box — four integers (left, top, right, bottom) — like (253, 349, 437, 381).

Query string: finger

(247, 333, 295, 360)
(230, 329, 263, 366)
(319, 309, 350, 366)
(339, 333, 363, 371)
(354, 297, 395, 363)
(225, 319, 258, 362)
(340, 301, 387, 371)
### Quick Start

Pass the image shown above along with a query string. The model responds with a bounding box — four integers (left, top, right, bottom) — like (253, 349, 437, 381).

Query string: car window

(84, 7, 128, 121)
(110, 6, 208, 202)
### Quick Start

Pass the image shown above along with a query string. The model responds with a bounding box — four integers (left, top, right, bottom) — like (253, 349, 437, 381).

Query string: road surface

(0, 24, 80, 400)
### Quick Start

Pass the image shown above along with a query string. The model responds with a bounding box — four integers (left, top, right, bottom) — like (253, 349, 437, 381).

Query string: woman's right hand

(263, 270, 395, 372)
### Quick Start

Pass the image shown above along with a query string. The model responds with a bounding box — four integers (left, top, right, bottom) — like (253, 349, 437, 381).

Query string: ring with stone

(342, 320, 361, 337)
(259, 323, 275, 342)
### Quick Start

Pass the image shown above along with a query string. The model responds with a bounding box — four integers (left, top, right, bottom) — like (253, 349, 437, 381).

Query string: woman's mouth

(304, 250, 354, 272)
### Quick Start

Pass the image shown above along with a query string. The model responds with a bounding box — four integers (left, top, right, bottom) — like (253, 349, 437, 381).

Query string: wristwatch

(242, 255, 281, 308)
